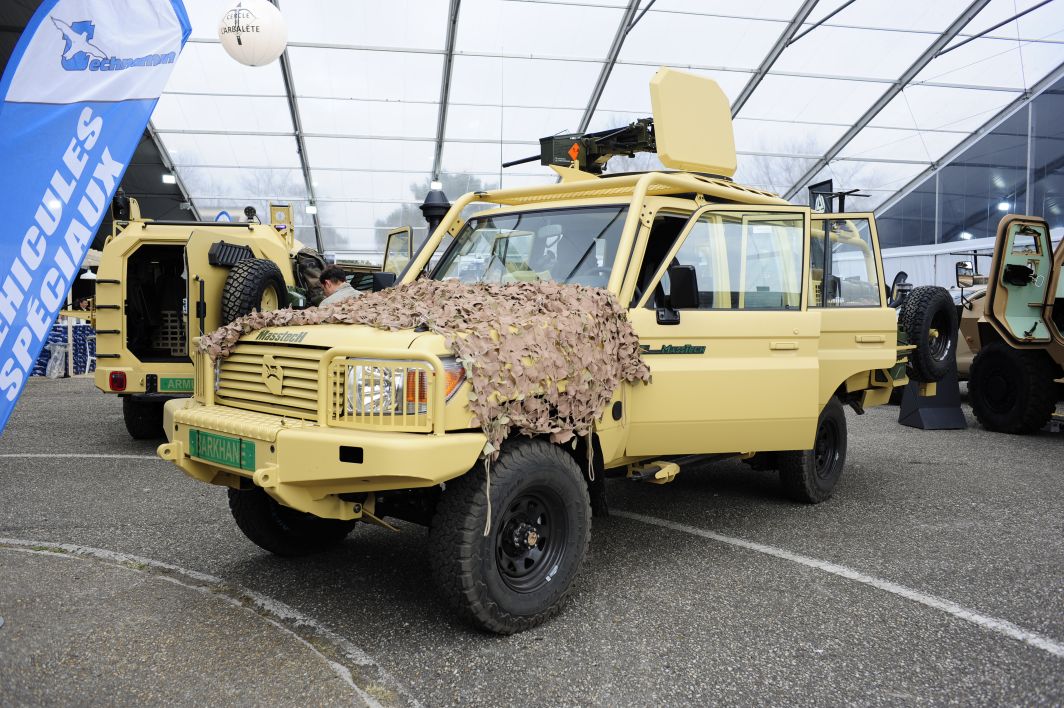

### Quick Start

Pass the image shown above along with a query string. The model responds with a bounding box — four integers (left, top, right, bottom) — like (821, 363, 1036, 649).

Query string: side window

(811, 218, 881, 307)
(651, 210, 804, 310)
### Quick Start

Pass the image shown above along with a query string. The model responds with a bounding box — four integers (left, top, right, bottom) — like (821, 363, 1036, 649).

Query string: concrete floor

(0, 377, 1060, 706)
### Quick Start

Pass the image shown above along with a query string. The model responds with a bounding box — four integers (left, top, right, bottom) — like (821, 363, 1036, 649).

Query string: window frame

(634, 204, 811, 312)
(810, 212, 887, 309)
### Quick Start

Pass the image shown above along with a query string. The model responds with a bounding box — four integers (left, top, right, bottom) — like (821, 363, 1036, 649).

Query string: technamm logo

(50, 17, 175, 72)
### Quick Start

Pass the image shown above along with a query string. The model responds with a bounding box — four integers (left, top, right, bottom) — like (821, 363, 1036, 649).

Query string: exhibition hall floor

(0, 378, 1060, 705)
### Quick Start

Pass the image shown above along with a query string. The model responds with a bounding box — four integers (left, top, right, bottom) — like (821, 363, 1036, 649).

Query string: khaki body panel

(626, 309, 821, 454)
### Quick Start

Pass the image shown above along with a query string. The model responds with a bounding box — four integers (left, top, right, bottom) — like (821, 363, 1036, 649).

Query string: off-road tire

(220, 258, 288, 324)
(968, 342, 1057, 434)
(227, 488, 357, 557)
(778, 398, 847, 504)
(899, 286, 957, 383)
(122, 396, 164, 440)
(428, 438, 591, 635)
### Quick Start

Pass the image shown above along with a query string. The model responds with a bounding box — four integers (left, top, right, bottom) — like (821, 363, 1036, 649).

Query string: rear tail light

(109, 371, 127, 391)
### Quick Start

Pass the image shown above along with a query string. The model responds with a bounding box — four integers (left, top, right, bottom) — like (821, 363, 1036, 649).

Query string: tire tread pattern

(220, 258, 288, 325)
(899, 285, 957, 383)
(428, 439, 591, 635)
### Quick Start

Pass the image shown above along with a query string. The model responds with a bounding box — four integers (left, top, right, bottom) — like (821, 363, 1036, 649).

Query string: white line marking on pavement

(0, 453, 160, 459)
(0, 538, 421, 707)
(614, 510, 1064, 660)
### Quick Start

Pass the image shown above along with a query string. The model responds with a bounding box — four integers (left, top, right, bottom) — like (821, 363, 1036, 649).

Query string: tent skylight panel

(303, 136, 434, 173)
(457, 0, 623, 60)
(152, 94, 293, 134)
(282, 0, 448, 49)
(298, 97, 438, 140)
(165, 42, 287, 96)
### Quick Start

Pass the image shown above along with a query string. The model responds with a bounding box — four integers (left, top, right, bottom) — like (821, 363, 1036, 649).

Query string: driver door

(986, 216, 1058, 345)
(624, 205, 821, 456)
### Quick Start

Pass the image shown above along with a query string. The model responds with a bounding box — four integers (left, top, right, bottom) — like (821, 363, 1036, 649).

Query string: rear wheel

(122, 396, 164, 440)
(428, 439, 591, 634)
(778, 398, 847, 504)
(220, 258, 289, 324)
(227, 488, 357, 556)
(968, 342, 1057, 434)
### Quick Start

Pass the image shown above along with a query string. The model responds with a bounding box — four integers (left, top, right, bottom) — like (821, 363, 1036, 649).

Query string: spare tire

(221, 258, 289, 324)
(899, 285, 957, 383)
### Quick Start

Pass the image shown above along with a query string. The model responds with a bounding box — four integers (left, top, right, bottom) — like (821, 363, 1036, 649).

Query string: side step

(627, 460, 680, 485)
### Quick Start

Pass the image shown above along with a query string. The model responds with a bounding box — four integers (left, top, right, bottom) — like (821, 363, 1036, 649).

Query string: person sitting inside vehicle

(319, 266, 360, 306)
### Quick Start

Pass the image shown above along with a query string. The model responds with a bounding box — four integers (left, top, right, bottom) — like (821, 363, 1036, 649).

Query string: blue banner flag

(0, 0, 190, 432)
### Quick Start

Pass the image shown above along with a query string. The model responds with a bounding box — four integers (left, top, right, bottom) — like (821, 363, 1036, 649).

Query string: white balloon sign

(218, 0, 288, 67)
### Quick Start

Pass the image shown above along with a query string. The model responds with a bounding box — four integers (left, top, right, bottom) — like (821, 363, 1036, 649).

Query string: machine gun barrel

(502, 118, 656, 175)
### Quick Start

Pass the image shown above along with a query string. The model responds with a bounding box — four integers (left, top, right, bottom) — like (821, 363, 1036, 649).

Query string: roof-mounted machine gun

(502, 118, 657, 175)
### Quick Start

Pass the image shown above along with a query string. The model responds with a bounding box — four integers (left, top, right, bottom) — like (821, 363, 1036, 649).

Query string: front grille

(215, 343, 324, 420)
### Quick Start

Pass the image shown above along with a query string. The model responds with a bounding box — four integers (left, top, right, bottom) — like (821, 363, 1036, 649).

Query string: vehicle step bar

(627, 461, 680, 484)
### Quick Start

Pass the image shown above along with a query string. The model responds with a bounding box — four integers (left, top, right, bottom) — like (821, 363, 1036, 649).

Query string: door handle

(855, 335, 886, 343)
(770, 342, 798, 351)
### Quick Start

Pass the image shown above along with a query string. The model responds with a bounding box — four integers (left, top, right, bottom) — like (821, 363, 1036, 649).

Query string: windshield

(431, 206, 628, 287)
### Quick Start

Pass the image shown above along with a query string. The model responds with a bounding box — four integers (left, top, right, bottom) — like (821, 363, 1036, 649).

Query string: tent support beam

(431, 0, 462, 181)
(783, 0, 993, 201)
(731, 0, 820, 117)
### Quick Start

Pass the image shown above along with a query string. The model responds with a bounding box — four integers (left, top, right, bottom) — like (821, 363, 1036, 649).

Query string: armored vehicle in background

(955, 215, 1063, 433)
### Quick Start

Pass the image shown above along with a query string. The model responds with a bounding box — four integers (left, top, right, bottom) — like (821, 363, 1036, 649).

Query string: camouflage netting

(199, 280, 650, 459)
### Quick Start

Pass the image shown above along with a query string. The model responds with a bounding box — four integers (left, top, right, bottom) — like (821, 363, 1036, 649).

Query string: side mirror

(887, 271, 910, 308)
(892, 282, 913, 309)
(956, 261, 975, 289)
(372, 272, 397, 292)
(666, 265, 699, 309)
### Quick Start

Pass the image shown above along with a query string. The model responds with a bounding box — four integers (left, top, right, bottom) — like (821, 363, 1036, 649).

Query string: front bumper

(159, 403, 485, 519)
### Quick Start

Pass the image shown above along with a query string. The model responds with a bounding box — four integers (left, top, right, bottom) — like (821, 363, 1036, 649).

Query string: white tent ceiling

(151, 0, 1064, 255)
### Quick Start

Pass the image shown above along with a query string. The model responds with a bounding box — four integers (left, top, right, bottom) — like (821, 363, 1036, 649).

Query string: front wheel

(428, 439, 591, 634)
(777, 398, 848, 504)
(227, 488, 357, 556)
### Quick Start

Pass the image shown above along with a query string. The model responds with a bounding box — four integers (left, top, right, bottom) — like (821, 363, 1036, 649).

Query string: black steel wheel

(969, 342, 1057, 434)
(778, 398, 848, 504)
(495, 488, 568, 594)
(428, 438, 591, 634)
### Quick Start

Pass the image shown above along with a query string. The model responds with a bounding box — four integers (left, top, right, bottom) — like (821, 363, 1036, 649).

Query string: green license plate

(188, 429, 256, 471)
(160, 376, 194, 393)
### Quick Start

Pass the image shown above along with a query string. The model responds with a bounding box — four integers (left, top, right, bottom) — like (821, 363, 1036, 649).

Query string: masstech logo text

(51, 17, 176, 72)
